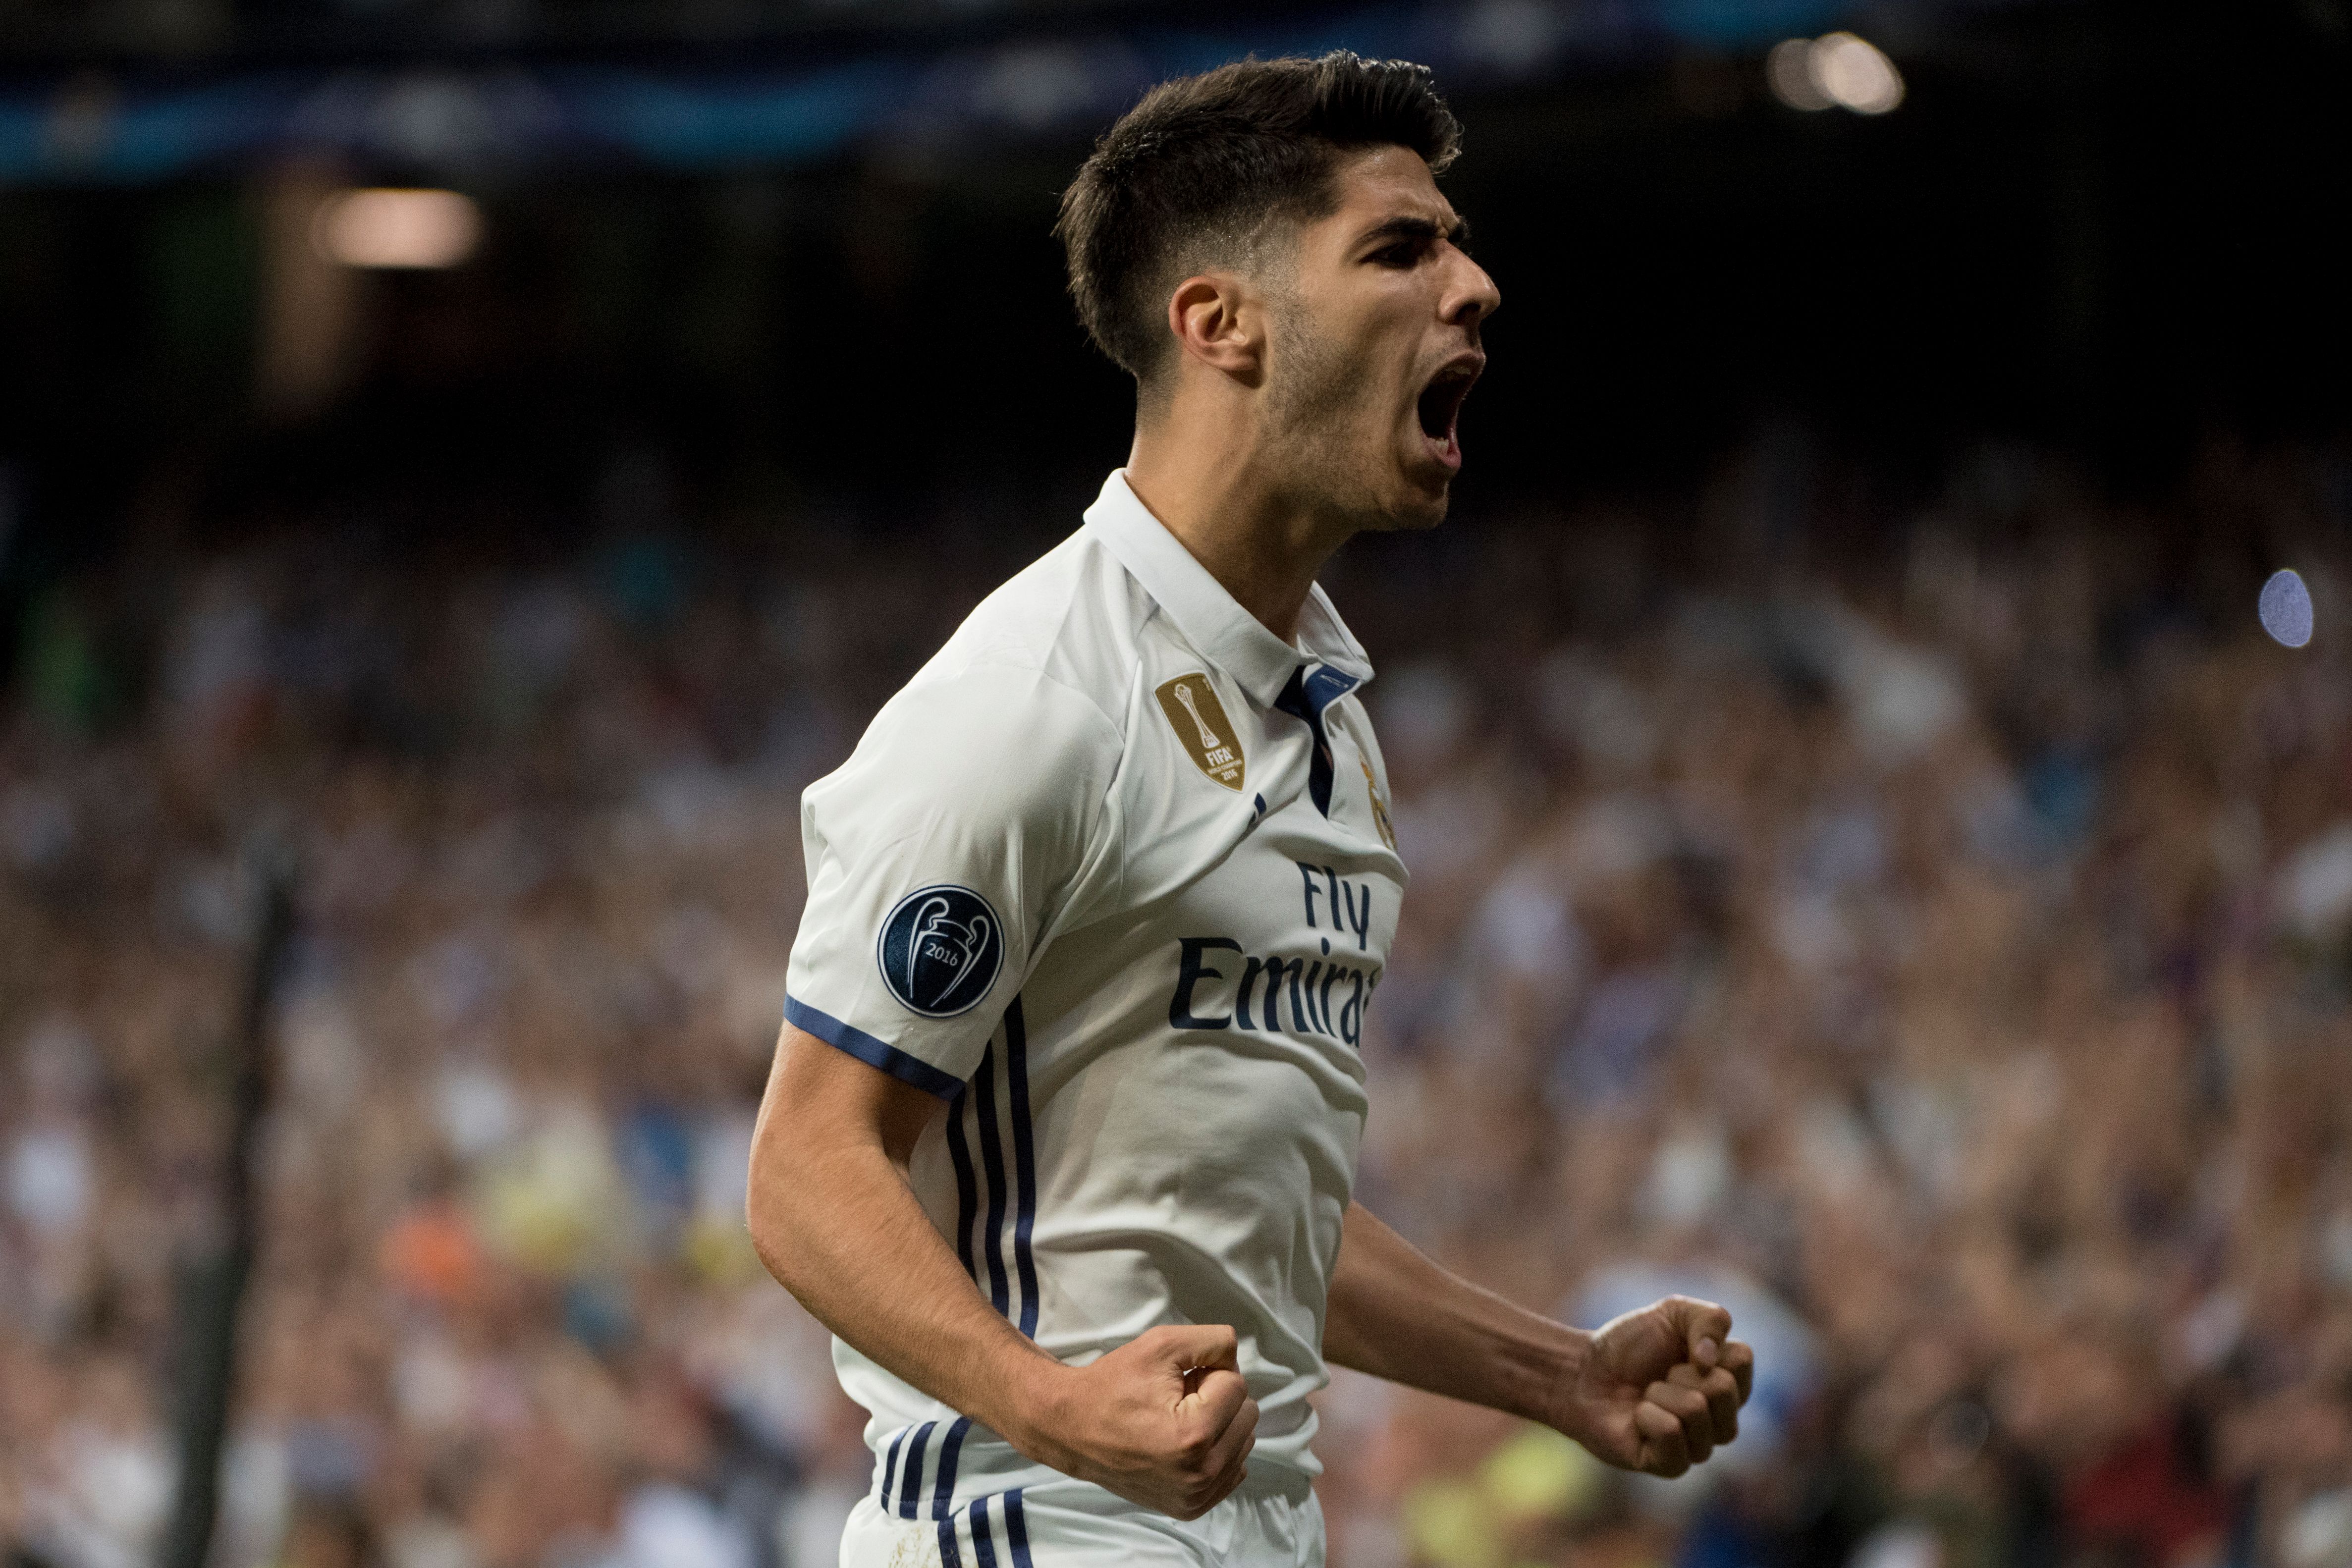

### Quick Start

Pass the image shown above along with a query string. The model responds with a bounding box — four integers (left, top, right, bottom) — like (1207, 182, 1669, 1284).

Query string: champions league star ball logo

(877, 885, 1004, 1017)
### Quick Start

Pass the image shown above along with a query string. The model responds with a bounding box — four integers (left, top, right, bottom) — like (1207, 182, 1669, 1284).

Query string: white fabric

(785, 471, 1407, 1506)
(838, 1473, 1323, 1568)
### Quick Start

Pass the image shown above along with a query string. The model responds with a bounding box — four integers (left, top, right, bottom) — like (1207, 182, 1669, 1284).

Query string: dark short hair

(1055, 51, 1462, 383)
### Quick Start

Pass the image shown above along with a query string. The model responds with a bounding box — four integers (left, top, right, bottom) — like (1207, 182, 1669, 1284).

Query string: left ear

(1165, 272, 1269, 387)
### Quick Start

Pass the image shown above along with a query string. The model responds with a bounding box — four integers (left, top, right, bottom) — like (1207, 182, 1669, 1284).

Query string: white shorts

(837, 1472, 1324, 1568)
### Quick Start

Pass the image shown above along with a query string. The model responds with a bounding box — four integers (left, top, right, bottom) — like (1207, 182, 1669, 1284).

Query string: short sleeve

(782, 664, 1121, 1097)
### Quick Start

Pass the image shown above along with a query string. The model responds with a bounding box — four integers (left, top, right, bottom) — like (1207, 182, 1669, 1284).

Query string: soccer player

(746, 52, 1754, 1568)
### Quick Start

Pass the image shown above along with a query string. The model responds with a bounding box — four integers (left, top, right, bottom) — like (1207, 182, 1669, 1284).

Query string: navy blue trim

(897, 1421, 936, 1519)
(784, 996, 962, 1101)
(879, 1426, 907, 1508)
(938, 1519, 962, 1568)
(972, 1045, 1012, 1315)
(968, 1498, 999, 1568)
(1004, 1490, 1033, 1568)
(1274, 663, 1360, 817)
(944, 1086, 980, 1283)
(1304, 664, 1362, 712)
(1004, 998, 1040, 1338)
(931, 1417, 972, 1519)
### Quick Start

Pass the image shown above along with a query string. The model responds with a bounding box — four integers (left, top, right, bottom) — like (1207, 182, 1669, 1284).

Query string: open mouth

(1415, 360, 1480, 453)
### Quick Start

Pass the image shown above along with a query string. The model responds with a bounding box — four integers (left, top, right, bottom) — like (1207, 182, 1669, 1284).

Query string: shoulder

(809, 530, 1152, 826)
(905, 526, 1156, 742)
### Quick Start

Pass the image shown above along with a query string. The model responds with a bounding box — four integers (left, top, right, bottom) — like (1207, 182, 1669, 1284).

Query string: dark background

(1, 0, 2346, 597)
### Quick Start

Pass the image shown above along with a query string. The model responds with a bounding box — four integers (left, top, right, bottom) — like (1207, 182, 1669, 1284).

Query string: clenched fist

(1554, 1295, 1754, 1477)
(1019, 1324, 1260, 1520)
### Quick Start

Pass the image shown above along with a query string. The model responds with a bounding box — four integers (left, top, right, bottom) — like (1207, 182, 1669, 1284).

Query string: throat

(1119, 461, 1353, 645)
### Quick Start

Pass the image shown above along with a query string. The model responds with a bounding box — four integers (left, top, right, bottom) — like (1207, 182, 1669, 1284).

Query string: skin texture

(1325, 1206, 1753, 1475)
(1123, 144, 1500, 641)
(747, 139, 1754, 1522)
(748, 1025, 1258, 1520)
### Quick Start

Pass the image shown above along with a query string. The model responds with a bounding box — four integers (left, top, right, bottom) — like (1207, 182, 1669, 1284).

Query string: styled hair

(1055, 51, 1462, 384)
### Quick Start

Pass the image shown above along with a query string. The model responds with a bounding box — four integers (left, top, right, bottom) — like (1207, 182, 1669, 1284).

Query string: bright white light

(1767, 38, 1830, 110)
(312, 188, 482, 270)
(2260, 568, 2314, 648)
(1809, 33, 1905, 114)
(1768, 34, 1905, 114)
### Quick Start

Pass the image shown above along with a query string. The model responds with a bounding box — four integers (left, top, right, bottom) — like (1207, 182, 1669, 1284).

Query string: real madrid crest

(1154, 673, 1246, 791)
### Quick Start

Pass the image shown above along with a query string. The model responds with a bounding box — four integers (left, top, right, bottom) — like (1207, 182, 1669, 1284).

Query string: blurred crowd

(2, 432, 2349, 1568)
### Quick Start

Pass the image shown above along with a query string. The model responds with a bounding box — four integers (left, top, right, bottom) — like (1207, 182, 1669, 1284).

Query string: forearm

(746, 1036, 1076, 1467)
(1324, 1201, 1586, 1428)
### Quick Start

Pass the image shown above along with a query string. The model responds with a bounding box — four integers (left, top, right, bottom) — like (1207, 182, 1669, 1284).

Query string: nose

(1443, 247, 1500, 329)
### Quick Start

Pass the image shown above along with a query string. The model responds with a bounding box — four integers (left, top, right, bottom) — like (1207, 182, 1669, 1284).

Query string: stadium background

(1, 3, 2349, 1568)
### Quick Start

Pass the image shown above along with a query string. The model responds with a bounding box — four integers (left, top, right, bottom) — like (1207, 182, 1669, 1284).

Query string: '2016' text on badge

(877, 885, 1003, 1017)
(1155, 673, 1246, 790)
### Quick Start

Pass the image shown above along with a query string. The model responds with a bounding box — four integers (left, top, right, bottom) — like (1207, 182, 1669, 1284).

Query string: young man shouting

(747, 52, 1754, 1568)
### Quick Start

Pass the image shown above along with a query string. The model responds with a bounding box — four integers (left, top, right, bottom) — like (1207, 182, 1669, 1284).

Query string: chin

(1364, 482, 1451, 534)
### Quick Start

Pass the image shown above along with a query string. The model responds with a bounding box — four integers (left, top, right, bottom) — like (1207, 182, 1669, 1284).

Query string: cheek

(1311, 285, 1421, 378)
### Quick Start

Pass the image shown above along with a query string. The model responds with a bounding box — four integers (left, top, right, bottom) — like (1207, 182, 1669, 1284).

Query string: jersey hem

(786, 995, 963, 1100)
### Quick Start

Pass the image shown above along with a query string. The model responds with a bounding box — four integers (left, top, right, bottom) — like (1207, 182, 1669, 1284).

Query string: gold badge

(1155, 673, 1246, 790)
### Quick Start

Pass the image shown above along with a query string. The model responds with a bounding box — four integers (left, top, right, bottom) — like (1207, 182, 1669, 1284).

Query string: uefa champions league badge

(877, 885, 1004, 1017)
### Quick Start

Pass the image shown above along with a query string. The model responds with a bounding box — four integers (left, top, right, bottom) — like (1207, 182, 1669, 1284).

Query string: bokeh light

(1767, 33, 1905, 114)
(311, 188, 483, 270)
(1766, 38, 1830, 110)
(1810, 33, 1905, 114)
(2261, 567, 2315, 647)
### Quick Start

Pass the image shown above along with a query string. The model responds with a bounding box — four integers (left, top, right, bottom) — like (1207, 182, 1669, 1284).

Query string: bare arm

(747, 1024, 1258, 1518)
(1325, 1202, 1753, 1476)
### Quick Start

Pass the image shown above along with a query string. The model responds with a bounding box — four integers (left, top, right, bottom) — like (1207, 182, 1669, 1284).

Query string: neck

(1121, 397, 1353, 645)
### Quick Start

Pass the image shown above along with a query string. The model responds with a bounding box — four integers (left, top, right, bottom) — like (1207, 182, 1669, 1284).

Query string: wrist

(995, 1352, 1084, 1470)
(1534, 1326, 1594, 1438)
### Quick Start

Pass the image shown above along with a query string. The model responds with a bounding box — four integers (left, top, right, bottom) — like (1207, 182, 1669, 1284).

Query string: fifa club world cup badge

(1154, 672, 1246, 790)
(878, 885, 1004, 1017)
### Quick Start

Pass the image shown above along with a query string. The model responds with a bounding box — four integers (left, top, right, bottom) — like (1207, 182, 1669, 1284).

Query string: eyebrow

(1357, 213, 1472, 254)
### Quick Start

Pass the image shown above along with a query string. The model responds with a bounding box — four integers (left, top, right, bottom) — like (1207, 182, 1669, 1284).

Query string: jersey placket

(1271, 662, 1363, 816)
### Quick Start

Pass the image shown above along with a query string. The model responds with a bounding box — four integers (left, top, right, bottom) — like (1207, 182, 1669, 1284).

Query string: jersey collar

(1083, 469, 1375, 711)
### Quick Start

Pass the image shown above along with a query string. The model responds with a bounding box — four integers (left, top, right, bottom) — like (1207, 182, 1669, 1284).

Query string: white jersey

(783, 470, 1407, 1524)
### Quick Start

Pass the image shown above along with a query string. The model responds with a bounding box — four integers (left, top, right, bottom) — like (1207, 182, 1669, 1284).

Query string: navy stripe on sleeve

(784, 996, 963, 1101)
(944, 1089, 980, 1283)
(971, 1045, 1012, 1316)
(937, 1519, 961, 1568)
(1004, 998, 1040, 1339)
